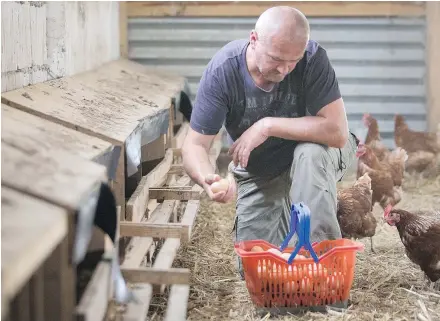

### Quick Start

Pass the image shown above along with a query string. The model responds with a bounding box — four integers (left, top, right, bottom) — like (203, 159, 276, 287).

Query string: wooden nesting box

(1, 58, 187, 220)
(1, 142, 109, 321)
(1, 187, 68, 321)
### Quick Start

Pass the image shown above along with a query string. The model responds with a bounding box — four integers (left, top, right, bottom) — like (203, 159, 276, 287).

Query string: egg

(266, 248, 283, 257)
(210, 178, 230, 193)
(250, 245, 265, 252)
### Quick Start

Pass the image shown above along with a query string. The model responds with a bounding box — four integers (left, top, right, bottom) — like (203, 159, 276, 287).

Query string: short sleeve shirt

(190, 39, 341, 177)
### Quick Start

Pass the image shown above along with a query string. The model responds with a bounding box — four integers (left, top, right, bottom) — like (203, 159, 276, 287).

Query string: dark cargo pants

(230, 134, 358, 278)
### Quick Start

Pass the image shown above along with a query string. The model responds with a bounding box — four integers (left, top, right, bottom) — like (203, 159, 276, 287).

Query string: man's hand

(203, 173, 237, 203)
(228, 119, 269, 168)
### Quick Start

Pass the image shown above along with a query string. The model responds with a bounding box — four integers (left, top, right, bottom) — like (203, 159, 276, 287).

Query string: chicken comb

(384, 204, 393, 218)
(279, 202, 320, 264)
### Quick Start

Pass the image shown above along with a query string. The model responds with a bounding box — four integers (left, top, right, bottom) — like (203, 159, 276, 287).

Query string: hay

(147, 167, 440, 321)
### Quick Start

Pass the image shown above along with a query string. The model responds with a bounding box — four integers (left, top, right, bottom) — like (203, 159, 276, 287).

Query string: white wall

(1, 1, 120, 92)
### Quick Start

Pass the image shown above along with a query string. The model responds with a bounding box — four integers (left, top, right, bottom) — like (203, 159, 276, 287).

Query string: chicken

(394, 115, 440, 154)
(356, 143, 407, 188)
(384, 205, 440, 289)
(357, 162, 401, 209)
(405, 151, 439, 175)
(363, 113, 390, 161)
(337, 172, 377, 252)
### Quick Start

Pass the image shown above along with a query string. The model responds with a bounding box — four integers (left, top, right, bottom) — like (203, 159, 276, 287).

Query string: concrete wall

(1, 1, 120, 92)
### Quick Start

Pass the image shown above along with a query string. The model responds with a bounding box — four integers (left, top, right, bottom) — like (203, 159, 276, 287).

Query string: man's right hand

(203, 173, 237, 203)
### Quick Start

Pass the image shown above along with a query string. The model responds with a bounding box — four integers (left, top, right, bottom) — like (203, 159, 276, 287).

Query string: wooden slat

(152, 238, 181, 294)
(121, 284, 153, 321)
(121, 201, 176, 268)
(74, 260, 111, 321)
(1, 187, 67, 317)
(121, 267, 190, 284)
(179, 200, 200, 242)
(119, 1, 128, 57)
(427, 1, 440, 132)
(29, 267, 45, 321)
(119, 222, 186, 238)
(163, 285, 190, 321)
(1, 142, 106, 212)
(127, 1, 426, 17)
(148, 188, 201, 201)
(171, 122, 189, 149)
(126, 148, 174, 222)
(1, 104, 114, 165)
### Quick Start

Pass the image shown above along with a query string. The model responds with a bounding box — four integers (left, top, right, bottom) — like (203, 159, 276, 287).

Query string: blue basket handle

(279, 202, 319, 264)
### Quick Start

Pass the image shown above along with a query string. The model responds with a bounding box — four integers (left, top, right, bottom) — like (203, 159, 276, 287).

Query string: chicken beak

(384, 204, 393, 219)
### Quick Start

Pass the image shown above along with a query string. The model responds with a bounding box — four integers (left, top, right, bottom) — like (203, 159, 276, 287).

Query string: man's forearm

(182, 144, 216, 187)
(262, 116, 348, 148)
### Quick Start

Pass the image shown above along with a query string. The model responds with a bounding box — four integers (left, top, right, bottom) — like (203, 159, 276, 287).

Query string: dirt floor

(148, 159, 440, 321)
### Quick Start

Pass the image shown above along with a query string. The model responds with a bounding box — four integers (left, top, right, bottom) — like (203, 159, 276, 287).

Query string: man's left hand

(228, 118, 269, 168)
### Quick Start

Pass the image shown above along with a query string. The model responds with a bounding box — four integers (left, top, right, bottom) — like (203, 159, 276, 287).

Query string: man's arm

(182, 128, 216, 188)
(262, 47, 349, 148)
(262, 98, 349, 148)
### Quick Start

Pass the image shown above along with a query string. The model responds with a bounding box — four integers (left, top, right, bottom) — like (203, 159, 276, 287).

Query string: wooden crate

(1, 104, 118, 181)
(1, 58, 187, 219)
(1, 187, 68, 321)
(1, 141, 110, 321)
(107, 124, 224, 321)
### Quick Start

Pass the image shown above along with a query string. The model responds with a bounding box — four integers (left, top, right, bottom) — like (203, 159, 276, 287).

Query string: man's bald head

(254, 6, 310, 46)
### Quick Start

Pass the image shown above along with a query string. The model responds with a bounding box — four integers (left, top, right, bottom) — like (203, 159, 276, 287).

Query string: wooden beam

(119, 1, 128, 57)
(127, 1, 426, 17)
(427, 2, 440, 132)
(163, 285, 190, 321)
(126, 148, 174, 222)
(121, 285, 152, 321)
(121, 267, 190, 284)
(74, 261, 111, 321)
(149, 187, 201, 201)
(119, 222, 187, 239)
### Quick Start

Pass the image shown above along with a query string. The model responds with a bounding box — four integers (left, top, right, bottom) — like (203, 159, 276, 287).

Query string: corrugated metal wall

(128, 16, 427, 148)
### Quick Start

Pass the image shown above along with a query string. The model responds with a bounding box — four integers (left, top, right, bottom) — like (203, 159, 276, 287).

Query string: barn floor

(148, 161, 440, 321)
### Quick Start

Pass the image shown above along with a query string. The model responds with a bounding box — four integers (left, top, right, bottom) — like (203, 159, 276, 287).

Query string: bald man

(182, 6, 358, 278)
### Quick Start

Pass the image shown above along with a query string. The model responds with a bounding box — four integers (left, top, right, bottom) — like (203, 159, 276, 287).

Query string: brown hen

(337, 172, 377, 252)
(384, 205, 440, 289)
(394, 115, 440, 154)
(356, 143, 407, 187)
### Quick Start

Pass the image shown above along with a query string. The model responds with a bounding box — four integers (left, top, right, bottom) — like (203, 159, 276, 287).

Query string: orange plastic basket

(234, 239, 364, 311)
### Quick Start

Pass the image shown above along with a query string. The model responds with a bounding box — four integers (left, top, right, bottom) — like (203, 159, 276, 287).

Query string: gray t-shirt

(190, 39, 341, 177)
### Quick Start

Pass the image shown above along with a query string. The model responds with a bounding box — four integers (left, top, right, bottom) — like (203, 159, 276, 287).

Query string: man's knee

(293, 142, 329, 165)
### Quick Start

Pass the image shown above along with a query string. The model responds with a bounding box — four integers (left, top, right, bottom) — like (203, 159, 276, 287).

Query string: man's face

(252, 33, 306, 83)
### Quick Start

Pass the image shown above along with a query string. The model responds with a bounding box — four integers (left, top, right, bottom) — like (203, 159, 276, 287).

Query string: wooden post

(426, 1, 440, 131)
(119, 1, 128, 57)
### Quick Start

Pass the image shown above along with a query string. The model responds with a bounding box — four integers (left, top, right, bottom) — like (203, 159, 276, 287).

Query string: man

(181, 6, 358, 277)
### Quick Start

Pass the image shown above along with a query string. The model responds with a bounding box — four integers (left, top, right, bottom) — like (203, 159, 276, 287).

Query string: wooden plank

(43, 236, 75, 321)
(1, 187, 67, 316)
(121, 201, 176, 268)
(179, 200, 201, 242)
(127, 1, 426, 17)
(126, 148, 174, 222)
(1, 58, 185, 218)
(152, 238, 181, 294)
(148, 188, 201, 201)
(121, 267, 190, 284)
(74, 260, 111, 321)
(141, 134, 166, 162)
(121, 285, 152, 321)
(171, 122, 189, 149)
(119, 222, 186, 238)
(119, 1, 128, 57)
(427, 2, 440, 132)
(1, 142, 106, 213)
(29, 267, 45, 321)
(1, 104, 114, 165)
(163, 285, 190, 321)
